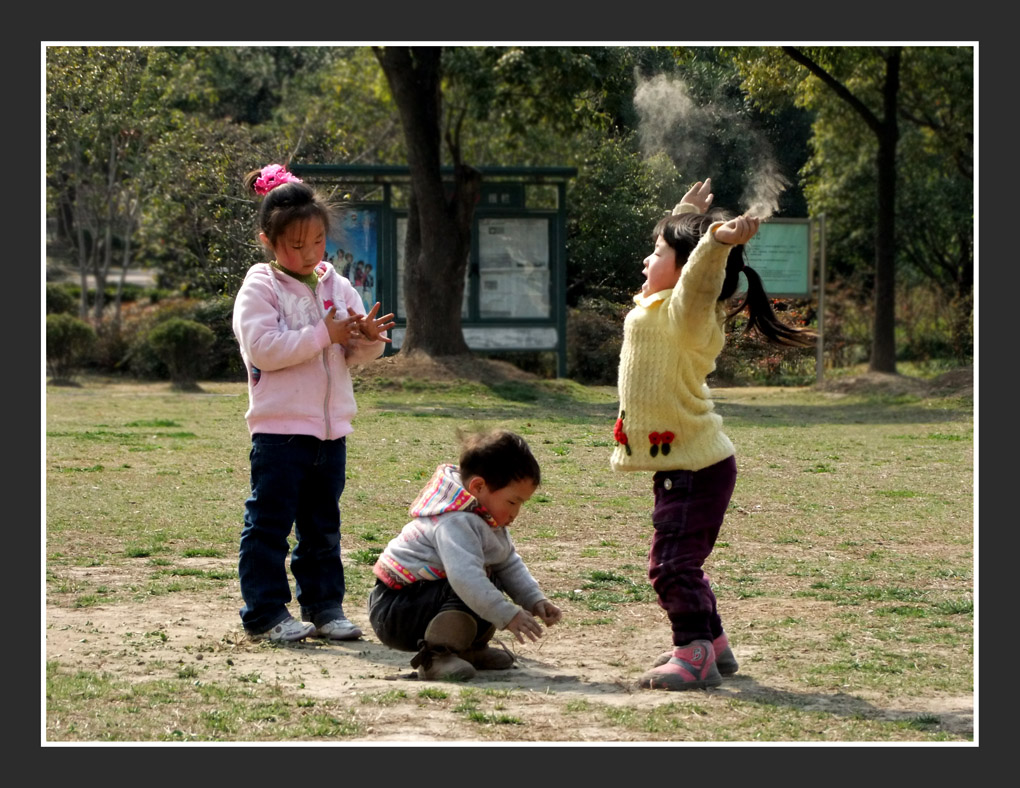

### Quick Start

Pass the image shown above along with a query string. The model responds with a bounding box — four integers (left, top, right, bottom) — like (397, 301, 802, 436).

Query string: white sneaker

(314, 617, 363, 641)
(252, 616, 316, 643)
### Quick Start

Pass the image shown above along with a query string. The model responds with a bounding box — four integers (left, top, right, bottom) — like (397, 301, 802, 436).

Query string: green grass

(45, 660, 364, 741)
(44, 373, 974, 742)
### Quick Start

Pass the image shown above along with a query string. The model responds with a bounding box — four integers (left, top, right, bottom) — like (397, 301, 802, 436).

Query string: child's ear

(465, 475, 486, 496)
(258, 231, 272, 250)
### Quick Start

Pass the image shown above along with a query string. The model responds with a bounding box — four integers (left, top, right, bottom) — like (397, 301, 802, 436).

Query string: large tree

(734, 45, 973, 373)
(372, 46, 480, 357)
(782, 46, 902, 374)
(371, 46, 668, 356)
(47, 46, 174, 324)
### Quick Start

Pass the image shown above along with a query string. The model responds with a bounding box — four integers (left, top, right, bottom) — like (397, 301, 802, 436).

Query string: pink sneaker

(713, 632, 739, 675)
(640, 639, 722, 691)
(652, 632, 738, 675)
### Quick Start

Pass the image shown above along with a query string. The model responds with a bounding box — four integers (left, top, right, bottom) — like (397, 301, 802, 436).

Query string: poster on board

(328, 207, 378, 309)
(743, 219, 812, 297)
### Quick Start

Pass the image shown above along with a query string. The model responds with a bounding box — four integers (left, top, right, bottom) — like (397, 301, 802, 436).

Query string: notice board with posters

(291, 164, 576, 376)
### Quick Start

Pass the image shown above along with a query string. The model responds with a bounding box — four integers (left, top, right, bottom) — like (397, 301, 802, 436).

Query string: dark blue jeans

(648, 455, 737, 647)
(238, 433, 348, 635)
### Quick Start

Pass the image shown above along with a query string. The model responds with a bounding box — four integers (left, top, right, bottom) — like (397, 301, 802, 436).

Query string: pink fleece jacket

(232, 261, 385, 440)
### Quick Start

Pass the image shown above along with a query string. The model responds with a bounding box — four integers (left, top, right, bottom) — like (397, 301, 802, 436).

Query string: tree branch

(782, 46, 885, 135)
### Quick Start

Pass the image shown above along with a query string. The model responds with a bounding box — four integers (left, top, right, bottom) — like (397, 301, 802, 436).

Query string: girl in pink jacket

(232, 164, 395, 643)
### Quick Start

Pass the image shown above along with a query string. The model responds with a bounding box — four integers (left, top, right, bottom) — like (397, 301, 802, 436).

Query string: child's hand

(504, 610, 544, 643)
(714, 214, 760, 246)
(531, 599, 562, 627)
(324, 306, 359, 345)
(349, 302, 396, 343)
(676, 178, 714, 214)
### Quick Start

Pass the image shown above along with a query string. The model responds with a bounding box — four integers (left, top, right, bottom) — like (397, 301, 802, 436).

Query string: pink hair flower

(254, 164, 302, 196)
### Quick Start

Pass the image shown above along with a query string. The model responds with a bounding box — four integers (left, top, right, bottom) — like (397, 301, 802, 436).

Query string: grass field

(43, 365, 975, 743)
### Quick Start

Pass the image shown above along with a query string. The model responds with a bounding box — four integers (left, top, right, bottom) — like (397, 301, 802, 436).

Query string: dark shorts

(367, 578, 494, 652)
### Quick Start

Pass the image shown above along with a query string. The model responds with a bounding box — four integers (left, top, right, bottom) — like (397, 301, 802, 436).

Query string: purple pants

(648, 455, 737, 647)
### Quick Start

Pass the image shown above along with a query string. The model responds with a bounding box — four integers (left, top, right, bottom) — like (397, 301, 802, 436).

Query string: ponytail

(657, 208, 817, 348)
(725, 263, 816, 348)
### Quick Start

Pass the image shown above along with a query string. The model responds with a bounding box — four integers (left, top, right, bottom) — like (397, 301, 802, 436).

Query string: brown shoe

(410, 611, 479, 681)
(461, 624, 515, 670)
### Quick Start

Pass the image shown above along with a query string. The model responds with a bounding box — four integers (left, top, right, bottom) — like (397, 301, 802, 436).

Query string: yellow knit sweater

(611, 215, 736, 473)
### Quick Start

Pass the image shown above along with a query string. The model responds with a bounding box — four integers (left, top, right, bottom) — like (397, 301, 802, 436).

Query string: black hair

(243, 167, 334, 249)
(459, 429, 541, 491)
(652, 210, 816, 348)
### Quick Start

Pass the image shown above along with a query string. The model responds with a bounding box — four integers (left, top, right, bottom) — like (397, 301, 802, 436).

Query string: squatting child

(368, 429, 563, 680)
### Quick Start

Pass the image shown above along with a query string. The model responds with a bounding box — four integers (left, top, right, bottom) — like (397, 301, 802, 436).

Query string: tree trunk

(374, 46, 480, 358)
(869, 49, 900, 374)
(782, 46, 901, 374)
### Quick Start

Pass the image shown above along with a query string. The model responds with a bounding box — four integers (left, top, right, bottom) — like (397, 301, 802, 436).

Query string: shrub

(896, 286, 973, 365)
(46, 283, 78, 316)
(147, 318, 215, 391)
(566, 297, 628, 385)
(120, 297, 241, 382)
(122, 300, 201, 379)
(711, 299, 818, 386)
(948, 293, 973, 364)
(90, 321, 133, 375)
(478, 351, 557, 379)
(46, 313, 97, 384)
(189, 296, 244, 380)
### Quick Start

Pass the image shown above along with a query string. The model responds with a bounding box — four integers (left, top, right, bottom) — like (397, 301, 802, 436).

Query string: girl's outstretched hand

(350, 302, 396, 343)
(325, 306, 359, 345)
(714, 214, 760, 246)
(676, 178, 714, 214)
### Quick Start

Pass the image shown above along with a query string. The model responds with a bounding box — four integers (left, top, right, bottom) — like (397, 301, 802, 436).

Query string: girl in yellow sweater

(613, 178, 815, 691)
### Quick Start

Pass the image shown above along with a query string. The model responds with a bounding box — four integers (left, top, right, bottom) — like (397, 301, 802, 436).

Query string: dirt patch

(45, 559, 974, 743)
(366, 352, 974, 401)
(817, 366, 973, 398)
(360, 351, 540, 385)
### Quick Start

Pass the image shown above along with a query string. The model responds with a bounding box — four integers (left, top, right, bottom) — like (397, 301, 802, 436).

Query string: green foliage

(119, 297, 241, 382)
(146, 318, 215, 390)
(45, 45, 971, 372)
(566, 298, 628, 385)
(565, 133, 682, 305)
(46, 313, 98, 383)
(715, 300, 818, 386)
(188, 296, 244, 379)
(46, 47, 183, 323)
(639, 47, 811, 218)
(48, 281, 149, 313)
(895, 286, 971, 364)
(46, 283, 77, 315)
(733, 46, 973, 306)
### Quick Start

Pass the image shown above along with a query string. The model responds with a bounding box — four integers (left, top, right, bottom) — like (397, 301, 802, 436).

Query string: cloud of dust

(633, 72, 789, 220)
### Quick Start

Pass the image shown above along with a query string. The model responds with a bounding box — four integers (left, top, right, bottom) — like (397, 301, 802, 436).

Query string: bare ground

(45, 356, 974, 743)
(45, 558, 974, 742)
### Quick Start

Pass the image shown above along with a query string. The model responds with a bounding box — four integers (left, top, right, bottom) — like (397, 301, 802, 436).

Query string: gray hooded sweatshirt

(372, 464, 547, 628)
